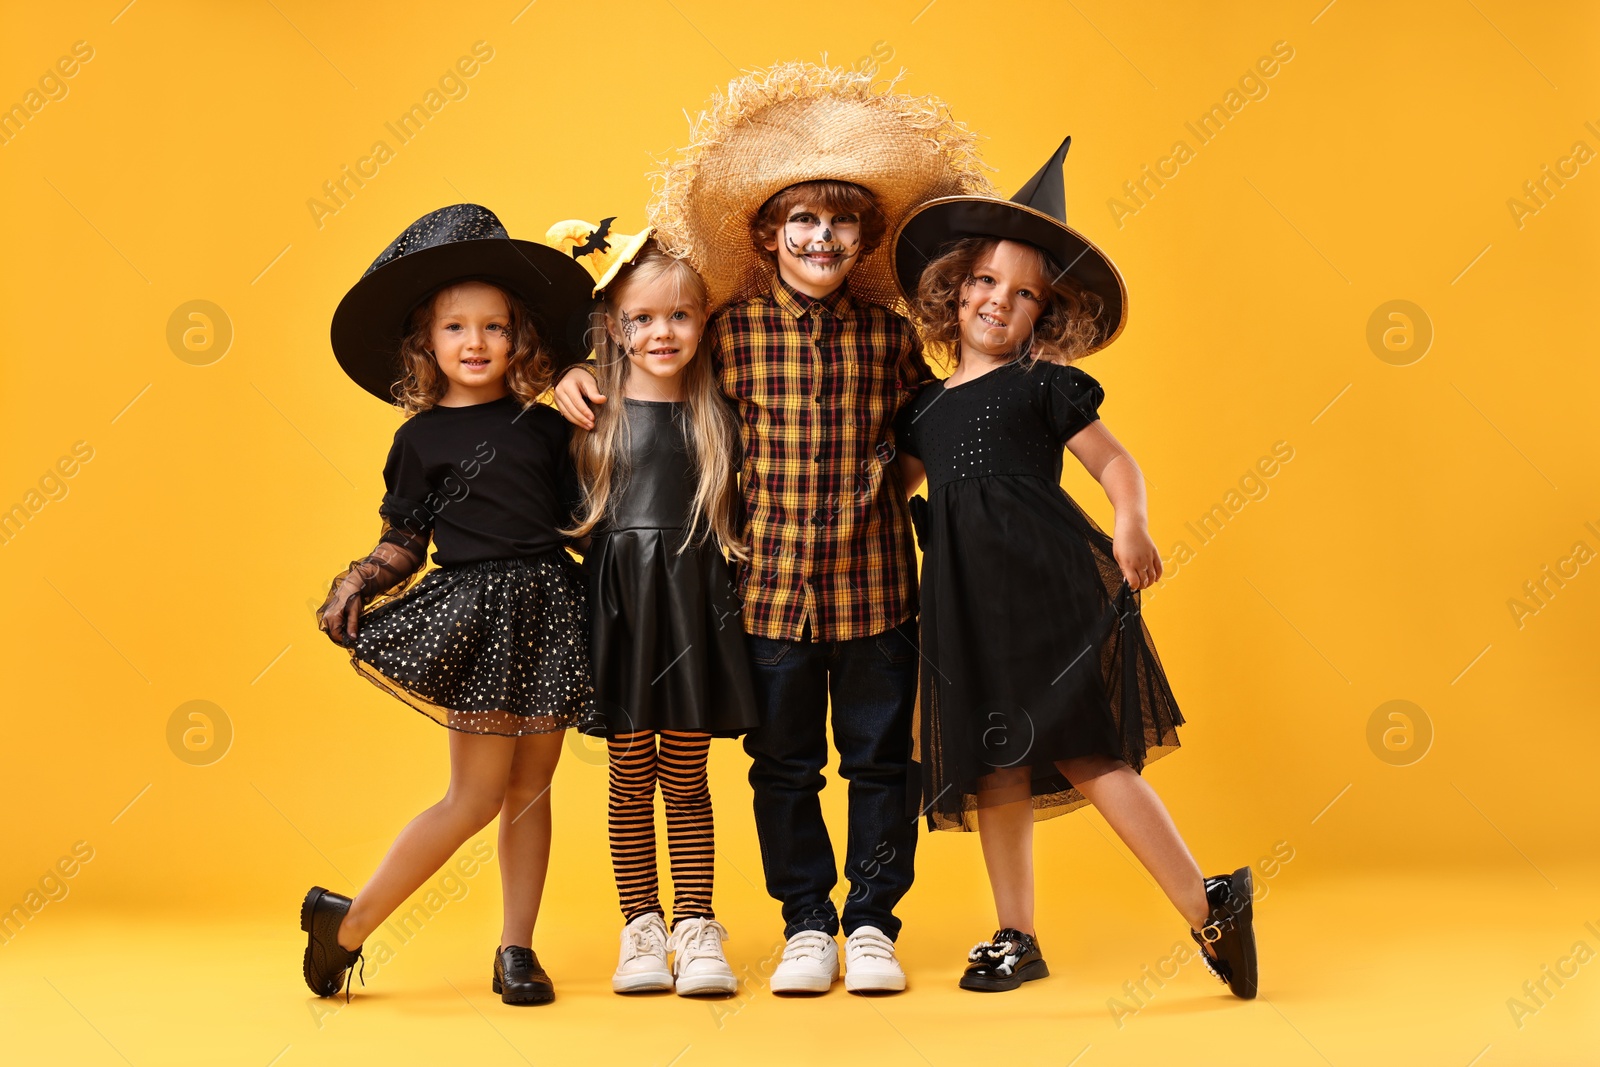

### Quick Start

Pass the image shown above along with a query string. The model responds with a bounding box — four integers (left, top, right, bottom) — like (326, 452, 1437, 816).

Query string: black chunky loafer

(959, 928, 1050, 992)
(1191, 866, 1258, 999)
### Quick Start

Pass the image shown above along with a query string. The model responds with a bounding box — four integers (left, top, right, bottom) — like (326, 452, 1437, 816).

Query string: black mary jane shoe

(1190, 866, 1259, 999)
(301, 886, 365, 1001)
(494, 945, 555, 1005)
(959, 928, 1050, 992)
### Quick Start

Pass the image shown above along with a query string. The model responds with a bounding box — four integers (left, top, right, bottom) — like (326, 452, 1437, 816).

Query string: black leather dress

(583, 399, 759, 738)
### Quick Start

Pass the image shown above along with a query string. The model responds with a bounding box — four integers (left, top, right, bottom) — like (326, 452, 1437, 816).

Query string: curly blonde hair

(910, 237, 1104, 370)
(391, 281, 555, 414)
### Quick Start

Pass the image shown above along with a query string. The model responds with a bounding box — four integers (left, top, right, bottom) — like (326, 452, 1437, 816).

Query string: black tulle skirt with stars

(348, 552, 596, 736)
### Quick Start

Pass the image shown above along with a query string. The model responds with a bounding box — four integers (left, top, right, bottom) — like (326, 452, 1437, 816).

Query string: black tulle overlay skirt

(911, 475, 1184, 832)
(349, 551, 595, 736)
(583, 528, 760, 739)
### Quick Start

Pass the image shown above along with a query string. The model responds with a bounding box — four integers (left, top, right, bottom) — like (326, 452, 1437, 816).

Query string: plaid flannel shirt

(708, 274, 930, 642)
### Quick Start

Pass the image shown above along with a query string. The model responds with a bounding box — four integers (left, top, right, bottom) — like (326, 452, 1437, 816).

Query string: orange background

(1, 1, 1596, 1063)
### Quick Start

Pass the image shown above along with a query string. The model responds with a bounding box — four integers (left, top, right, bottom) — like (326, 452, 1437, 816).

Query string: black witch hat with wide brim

(892, 137, 1128, 354)
(330, 204, 596, 404)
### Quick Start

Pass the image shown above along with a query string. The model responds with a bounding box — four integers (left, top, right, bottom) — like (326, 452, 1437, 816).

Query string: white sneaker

(769, 930, 839, 994)
(612, 912, 673, 993)
(668, 916, 737, 996)
(844, 926, 906, 993)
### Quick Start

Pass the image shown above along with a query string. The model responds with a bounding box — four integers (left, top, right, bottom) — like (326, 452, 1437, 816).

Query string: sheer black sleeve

(315, 520, 431, 647)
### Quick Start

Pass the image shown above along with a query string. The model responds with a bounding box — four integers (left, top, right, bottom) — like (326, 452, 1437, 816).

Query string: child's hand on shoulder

(553, 365, 605, 429)
(1112, 515, 1163, 591)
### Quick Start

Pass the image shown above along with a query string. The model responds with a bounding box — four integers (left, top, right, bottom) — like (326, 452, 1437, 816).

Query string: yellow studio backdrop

(1, 1, 1596, 1064)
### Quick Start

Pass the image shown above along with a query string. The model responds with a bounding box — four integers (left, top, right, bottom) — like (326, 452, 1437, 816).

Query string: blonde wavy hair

(910, 237, 1104, 371)
(391, 281, 555, 414)
(563, 244, 747, 559)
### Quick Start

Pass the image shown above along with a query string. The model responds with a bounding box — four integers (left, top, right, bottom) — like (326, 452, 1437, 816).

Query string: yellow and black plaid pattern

(708, 275, 930, 642)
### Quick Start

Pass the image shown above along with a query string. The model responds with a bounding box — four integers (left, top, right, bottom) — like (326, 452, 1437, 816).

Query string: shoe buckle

(1200, 922, 1223, 944)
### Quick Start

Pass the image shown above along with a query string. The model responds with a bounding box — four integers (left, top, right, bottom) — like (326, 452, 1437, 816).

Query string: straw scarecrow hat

(894, 136, 1128, 354)
(648, 61, 996, 311)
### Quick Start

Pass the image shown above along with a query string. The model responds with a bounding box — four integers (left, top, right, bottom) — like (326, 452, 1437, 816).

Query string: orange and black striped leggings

(607, 731, 715, 925)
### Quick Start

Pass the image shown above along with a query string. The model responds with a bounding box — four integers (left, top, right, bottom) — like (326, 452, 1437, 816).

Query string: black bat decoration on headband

(569, 216, 616, 258)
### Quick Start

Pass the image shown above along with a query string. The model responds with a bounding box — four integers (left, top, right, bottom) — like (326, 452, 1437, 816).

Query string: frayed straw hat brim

(649, 62, 996, 311)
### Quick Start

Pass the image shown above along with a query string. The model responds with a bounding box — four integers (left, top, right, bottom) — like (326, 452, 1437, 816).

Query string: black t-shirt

(378, 395, 579, 566)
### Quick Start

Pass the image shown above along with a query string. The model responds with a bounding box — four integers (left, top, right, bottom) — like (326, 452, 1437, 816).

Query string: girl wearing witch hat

(300, 204, 597, 1006)
(891, 140, 1260, 999)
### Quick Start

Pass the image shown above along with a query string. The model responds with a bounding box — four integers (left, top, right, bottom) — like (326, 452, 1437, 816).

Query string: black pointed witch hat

(330, 204, 596, 403)
(892, 136, 1127, 353)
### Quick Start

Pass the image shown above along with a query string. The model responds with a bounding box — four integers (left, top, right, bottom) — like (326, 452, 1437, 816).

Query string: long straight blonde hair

(563, 243, 747, 559)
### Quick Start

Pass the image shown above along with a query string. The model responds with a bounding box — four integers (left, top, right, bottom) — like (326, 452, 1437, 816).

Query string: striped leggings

(608, 731, 715, 925)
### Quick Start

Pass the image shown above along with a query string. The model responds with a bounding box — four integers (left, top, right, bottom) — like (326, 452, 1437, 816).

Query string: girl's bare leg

(1057, 755, 1209, 929)
(496, 730, 565, 949)
(337, 730, 517, 950)
(974, 766, 1039, 935)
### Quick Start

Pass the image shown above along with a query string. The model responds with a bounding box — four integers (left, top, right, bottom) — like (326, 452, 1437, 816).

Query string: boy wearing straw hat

(553, 61, 993, 994)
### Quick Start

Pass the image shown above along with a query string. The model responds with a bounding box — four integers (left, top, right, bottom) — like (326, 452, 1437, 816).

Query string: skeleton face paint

(770, 205, 865, 296)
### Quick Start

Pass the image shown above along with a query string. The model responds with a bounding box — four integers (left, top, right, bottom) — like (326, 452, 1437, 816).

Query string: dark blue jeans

(742, 617, 920, 940)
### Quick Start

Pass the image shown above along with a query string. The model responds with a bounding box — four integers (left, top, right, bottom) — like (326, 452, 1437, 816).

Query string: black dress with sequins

(581, 399, 759, 739)
(344, 395, 596, 736)
(893, 360, 1184, 831)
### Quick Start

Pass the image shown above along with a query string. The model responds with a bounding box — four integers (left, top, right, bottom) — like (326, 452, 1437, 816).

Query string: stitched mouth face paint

(781, 232, 859, 270)
(779, 209, 863, 275)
